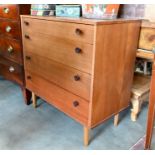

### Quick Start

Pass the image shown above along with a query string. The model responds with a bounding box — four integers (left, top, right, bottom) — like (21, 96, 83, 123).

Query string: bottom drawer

(25, 70, 89, 126)
(0, 57, 24, 85)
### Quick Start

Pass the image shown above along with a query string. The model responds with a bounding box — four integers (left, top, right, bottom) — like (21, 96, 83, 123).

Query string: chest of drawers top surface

(21, 15, 140, 25)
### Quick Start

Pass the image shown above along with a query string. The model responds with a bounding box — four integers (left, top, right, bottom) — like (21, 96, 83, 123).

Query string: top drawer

(21, 17, 94, 44)
(0, 5, 19, 20)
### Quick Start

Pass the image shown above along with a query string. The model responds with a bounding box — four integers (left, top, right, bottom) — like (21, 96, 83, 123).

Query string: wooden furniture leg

(84, 126, 89, 146)
(131, 97, 141, 121)
(32, 92, 37, 108)
(145, 70, 155, 149)
(114, 113, 119, 126)
(21, 87, 32, 105)
(131, 74, 150, 121)
(144, 61, 148, 75)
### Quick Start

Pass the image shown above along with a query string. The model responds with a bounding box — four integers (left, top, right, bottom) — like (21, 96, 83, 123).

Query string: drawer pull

(6, 26, 11, 33)
(9, 66, 15, 73)
(25, 56, 31, 60)
(7, 45, 13, 54)
(75, 28, 83, 35)
(73, 101, 79, 107)
(25, 34, 30, 39)
(27, 76, 31, 79)
(3, 7, 9, 14)
(24, 21, 29, 26)
(74, 75, 80, 81)
(75, 47, 82, 54)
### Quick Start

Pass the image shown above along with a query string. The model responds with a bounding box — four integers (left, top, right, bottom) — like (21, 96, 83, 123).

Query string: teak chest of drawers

(21, 15, 141, 145)
(0, 4, 31, 104)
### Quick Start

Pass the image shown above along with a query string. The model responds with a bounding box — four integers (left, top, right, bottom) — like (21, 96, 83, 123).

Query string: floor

(0, 78, 154, 150)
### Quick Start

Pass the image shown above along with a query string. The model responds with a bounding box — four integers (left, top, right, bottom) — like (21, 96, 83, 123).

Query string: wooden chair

(131, 73, 151, 121)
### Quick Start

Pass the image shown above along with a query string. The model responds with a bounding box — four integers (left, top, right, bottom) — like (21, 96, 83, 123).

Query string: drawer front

(23, 32, 93, 73)
(25, 71, 89, 126)
(0, 20, 21, 39)
(0, 5, 19, 20)
(0, 37, 22, 64)
(24, 52, 91, 100)
(139, 27, 155, 51)
(0, 57, 24, 85)
(22, 17, 94, 44)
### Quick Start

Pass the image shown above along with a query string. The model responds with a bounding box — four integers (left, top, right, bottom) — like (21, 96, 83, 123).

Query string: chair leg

(114, 113, 119, 126)
(131, 97, 141, 121)
(32, 92, 37, 108)
(84, 126, 89, 146)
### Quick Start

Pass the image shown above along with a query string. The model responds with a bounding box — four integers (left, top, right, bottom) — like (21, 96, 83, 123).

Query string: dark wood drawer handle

(25, 34, 30, 39)
(25, 56, 31, 60)
(7, 46, 13, 54)
(9, 66, 15, 73)
(6, 26, 11, 33)
(73, 101, 79, 107)
(27, 76, 31, 80)
(75, 47, 82, 54)
(24, 21, 29, 26)
(74, 75, 80, 81)
(3, 7, 9, 14)
(75, 28, 83, 35)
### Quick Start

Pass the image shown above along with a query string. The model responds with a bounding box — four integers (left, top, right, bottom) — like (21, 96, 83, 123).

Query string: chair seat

(130, 73, 151, 121)
(132, 73, 151, 96)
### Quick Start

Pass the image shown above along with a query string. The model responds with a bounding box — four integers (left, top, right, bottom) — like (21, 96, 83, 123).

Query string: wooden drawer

(0, 57, 24, 85)
(0, 37, 22, 64)
(0, 5, 19, 20)
(22, 17, 94, 44)
(23, 32, 93, 73)
(139, 27, 155, 51)
(0, 20, 21, 39)
(24, 52, 91, 100)
(25, 71, 89, 126)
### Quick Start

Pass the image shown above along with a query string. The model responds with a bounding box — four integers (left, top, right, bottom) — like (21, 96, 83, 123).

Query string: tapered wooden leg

(21, 87, 32, 105)
(84, 126, 89, 146)
(131, 97, 141, 121)
(32, 92, 37, 108)
(131, 111, 137, 122)
(114, 114, 119, 126)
